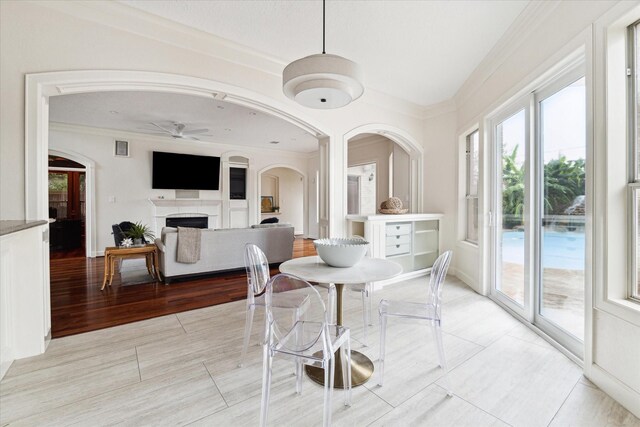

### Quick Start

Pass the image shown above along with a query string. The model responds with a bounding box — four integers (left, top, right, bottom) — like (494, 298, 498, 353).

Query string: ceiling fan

(142, 122, 210, 140)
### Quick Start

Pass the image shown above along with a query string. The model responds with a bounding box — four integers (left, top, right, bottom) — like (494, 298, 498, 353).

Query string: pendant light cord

(322, 0, 326, 54)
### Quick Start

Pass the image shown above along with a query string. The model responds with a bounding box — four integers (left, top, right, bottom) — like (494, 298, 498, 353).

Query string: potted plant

(125, 221, 155, 245)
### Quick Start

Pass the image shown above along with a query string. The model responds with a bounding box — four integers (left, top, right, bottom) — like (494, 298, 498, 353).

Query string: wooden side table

(101, 244, 160, 290)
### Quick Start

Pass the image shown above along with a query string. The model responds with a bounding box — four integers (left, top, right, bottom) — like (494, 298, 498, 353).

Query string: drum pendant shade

(282, 0, 364, 109)
(283, 53, 364, 109)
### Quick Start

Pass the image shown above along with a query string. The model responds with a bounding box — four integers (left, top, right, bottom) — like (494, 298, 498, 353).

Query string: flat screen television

(152, 151, 220, 190)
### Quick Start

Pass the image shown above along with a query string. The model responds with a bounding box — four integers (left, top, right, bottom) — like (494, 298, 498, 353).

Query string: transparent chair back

(378, 250, 453, 393)
(245, 243, 270, 297)
(349, 235, 374, 344)
(427, 250, 452, 318)
(239, 244, 271, 367)
(267, 273, 328, 354)
(261, 273, 351, 427)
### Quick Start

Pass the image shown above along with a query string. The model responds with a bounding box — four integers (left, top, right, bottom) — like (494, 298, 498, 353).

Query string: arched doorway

(343, 125, 424, 219)
(48, 149, 96, 257)
(25, 70, 331, 341)
(257, 165, 307, 237)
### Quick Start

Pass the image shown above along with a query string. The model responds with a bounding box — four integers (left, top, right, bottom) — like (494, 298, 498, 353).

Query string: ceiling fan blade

(182, 128, 209, 135)
(186, 136, 200, 141)
(149, 122, 172, 133)
(137, 128, 168, 134)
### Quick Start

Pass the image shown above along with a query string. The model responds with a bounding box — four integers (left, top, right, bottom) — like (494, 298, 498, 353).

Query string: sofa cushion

(251, 223, 293, 229)
(156, 225, 294, 280)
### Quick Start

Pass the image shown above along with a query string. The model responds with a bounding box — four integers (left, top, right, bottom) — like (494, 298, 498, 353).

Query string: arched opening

(25, 70, 331, 340)
(257, 165, 307, 237)
(343, 125, 423, 220)
(47, 150, 96, 258)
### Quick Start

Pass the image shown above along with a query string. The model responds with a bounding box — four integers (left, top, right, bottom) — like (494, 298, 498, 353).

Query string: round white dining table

(279, 255, 402, 387)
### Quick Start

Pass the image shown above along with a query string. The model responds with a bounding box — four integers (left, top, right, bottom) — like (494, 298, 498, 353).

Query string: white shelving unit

(346, 213, 443, 287)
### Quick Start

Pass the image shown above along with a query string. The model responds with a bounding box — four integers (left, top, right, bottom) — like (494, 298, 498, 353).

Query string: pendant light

(283, 0, 364, 109)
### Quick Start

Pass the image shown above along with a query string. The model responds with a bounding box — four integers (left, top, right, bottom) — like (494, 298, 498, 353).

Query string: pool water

(502, 230, 585, 270)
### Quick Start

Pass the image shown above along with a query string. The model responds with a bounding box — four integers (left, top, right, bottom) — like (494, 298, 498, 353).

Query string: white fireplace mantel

(148, 198, 221, 233)
(148, 198, 221, 207)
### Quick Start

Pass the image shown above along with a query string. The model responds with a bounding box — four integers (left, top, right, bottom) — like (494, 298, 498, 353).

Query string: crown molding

(33, 0, 425, 119)
(454, 1, 560, 107)
(48, 122, 316, 158)
(35, 0, 286, 76)
(421, 98, 458, 120)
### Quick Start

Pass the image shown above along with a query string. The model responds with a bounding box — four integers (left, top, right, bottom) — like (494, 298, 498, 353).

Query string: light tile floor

(1, 276, 638, 426)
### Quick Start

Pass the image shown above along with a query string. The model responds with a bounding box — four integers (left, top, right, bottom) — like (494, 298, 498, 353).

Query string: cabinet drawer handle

(396, 226, 400, 230)
(396, 235, 400, 239)
(396, 245, 400, 248)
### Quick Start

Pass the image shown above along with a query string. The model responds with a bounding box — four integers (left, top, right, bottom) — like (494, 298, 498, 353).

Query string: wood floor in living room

(49, 237, 317, 338)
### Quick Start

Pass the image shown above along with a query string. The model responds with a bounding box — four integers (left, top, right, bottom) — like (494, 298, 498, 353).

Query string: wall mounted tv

(152, 151, 221, 190)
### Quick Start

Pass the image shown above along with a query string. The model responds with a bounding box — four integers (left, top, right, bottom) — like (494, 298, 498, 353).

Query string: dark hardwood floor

(50, 237, 317, 338)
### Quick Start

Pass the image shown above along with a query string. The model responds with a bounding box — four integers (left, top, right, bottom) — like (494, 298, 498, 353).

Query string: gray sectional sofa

(155, 225, 295, 283)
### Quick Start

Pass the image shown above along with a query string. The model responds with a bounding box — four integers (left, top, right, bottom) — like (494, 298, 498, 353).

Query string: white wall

(49, 124, 310, 255)
(423, 108, 458, 273)
(392, 144, 411, 211)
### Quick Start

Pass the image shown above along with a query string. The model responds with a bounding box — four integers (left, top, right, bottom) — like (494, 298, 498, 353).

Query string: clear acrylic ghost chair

(239, 244, 310, 367)
(260, 273, 351, 427)
(349, 235, 373, 345)
(378, 250, 453, 394)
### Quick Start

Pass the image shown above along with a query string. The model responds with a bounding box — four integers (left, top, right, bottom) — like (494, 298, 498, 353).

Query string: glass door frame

(489, 95, 535, 322)
(533, 65, 586, 358)
(489, 62, 586, 359)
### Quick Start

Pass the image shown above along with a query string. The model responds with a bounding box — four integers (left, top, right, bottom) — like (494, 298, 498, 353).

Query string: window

(629, 21, 640, 300)
(465, 130, 479, 243)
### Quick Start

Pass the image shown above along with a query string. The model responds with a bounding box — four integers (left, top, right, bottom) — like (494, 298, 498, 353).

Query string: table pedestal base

(305, 350, 374, 388)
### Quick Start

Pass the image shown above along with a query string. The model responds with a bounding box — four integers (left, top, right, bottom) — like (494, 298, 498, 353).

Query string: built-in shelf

(346, 213, 443, 287)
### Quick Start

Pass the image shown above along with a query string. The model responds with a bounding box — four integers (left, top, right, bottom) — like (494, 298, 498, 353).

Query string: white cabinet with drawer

(346, 213, 443, 286)
(386, 223, 412, 236)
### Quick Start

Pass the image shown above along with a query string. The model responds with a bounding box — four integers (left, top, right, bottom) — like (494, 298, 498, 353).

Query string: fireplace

(166, 216, 209, 229)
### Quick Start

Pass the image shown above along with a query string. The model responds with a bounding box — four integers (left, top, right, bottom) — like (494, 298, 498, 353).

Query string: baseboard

(0, 358, 12, 381)
(587, 364, 640, 418)
(454, 269, 479, 293)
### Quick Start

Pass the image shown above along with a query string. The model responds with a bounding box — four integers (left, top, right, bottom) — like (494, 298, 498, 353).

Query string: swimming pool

(501, 230, 585, 270)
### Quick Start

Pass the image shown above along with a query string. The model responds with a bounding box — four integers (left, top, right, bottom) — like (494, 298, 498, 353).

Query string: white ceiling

(50, 2, 529, 153)
(120, 0, 529, 106)
(49, 91, 319, 153)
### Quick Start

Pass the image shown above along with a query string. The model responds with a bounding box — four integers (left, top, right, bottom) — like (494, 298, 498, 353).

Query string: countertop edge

(0, 220, 48, 237)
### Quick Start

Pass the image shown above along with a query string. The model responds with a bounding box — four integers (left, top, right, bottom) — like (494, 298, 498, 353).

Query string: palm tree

(501, 146, 585, 226)
(502, 146, 525, 227)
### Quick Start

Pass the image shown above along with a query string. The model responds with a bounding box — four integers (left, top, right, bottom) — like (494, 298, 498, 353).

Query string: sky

(500, 76, 586, 165)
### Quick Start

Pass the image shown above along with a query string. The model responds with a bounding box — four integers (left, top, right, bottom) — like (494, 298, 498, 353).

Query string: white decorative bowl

(313, 238, 369, 268)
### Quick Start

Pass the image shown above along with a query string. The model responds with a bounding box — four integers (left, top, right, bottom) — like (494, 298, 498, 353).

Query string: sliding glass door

(491, 67, 586, 356)
(536, 74, 586, 352)
(492, 105, 530, 318)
